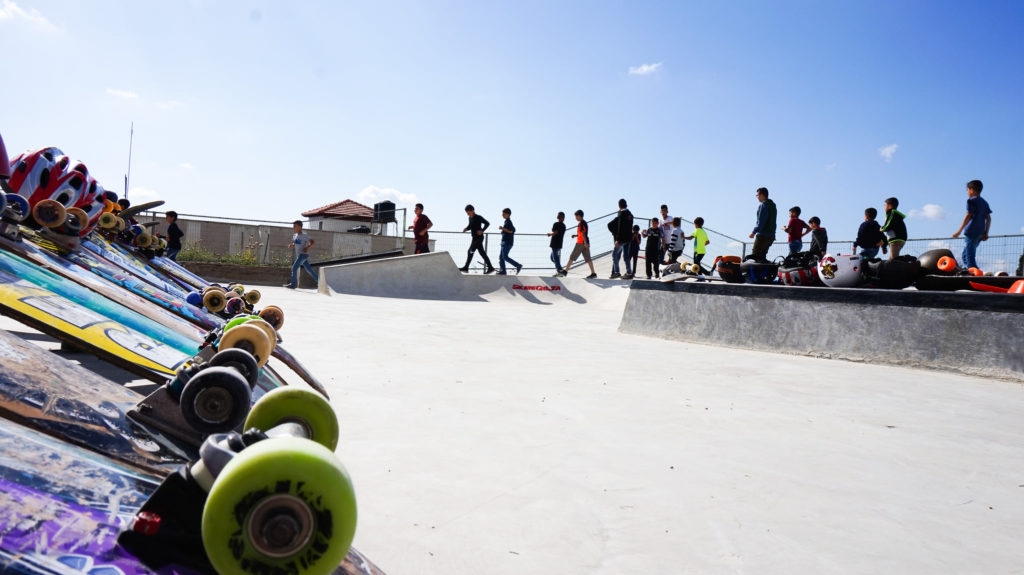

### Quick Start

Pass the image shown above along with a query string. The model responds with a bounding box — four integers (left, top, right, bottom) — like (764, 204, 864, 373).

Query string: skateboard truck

(128, 348, 258, 447)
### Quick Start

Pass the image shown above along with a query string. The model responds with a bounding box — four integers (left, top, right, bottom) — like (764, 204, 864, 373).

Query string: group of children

(633, 205, 710, 279)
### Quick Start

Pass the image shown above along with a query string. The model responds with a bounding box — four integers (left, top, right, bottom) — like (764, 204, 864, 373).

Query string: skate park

(2, 246, 1022, 574)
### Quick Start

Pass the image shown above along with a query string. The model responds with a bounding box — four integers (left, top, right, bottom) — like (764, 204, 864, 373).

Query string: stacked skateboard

(0, 144, 382, 575)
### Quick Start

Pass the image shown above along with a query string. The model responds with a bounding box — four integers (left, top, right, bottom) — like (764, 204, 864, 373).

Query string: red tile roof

(302, 199, 373, 221)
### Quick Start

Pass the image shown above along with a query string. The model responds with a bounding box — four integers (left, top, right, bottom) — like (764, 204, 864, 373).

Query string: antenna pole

(125, 122, 134, 198)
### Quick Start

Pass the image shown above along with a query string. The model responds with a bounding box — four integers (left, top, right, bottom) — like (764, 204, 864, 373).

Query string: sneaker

(624, 274, 634, 280)
(585, 273, 597, 279)
(555, 271, 567, 278)
(646, 275, 652, 280)
(458, 266, 469, 273)
(515, 264, 523, 275)
(609, 272, 621, 279)
(483, 267, 495, 275)
(283, 284, 296, 289)
(495, 271, 507, 275)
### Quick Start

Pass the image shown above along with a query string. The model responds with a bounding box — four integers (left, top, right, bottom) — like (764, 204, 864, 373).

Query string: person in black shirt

(460, 204, 494, 274)
(547, 212, 567, 276)
(165, 210, 184, 261)
(606, 198, 634, 279)
(853, 207, 886, 259)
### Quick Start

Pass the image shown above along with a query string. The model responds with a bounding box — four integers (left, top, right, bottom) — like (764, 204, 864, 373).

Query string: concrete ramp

(619, 280, 1024, 382)
(319, 251, 631, 308)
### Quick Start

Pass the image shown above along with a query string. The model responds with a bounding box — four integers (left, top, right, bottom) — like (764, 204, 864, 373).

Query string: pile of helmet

(5, 146, 110, 248)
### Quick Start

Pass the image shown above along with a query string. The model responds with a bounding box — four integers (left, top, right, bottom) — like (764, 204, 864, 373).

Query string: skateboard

(0, 417, 383, 575)
(151, 254, 210, 289)
(84, 234, 192, 299)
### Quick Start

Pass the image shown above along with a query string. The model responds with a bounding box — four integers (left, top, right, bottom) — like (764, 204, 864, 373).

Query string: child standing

(642, 218, 663, 279)
(164, 210, 184, 261)
(808, 217, 828, 258)
(667, 217, 684, 264)
(496, 208, 522, 275)
(853, 207, 886, 259)
(630, 224, 641, 276)
(952, 179, 992, 270)
(782, 206, 809, 255)
(685, 217, 710, 269)
(547, 211, 567, 276)
(880, 197, 908, 260)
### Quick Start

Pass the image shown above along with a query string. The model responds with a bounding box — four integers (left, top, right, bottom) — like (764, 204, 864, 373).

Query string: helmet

(73, 176, 107, 235)
(818, 254, 865, 288)
(778, 264, 822, 286)
(0, 133, 10, 180)
(7, 147, 66, 203)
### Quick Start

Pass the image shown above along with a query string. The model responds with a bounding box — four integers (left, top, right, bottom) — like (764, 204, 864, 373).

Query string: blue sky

(2, 0, 1021, 241)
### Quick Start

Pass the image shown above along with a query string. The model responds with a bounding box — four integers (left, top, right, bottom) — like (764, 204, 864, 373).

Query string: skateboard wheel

(67, 207, 89, 230)
(259, 305, 285, 331)
(186, 291, 203, 307)
(180, 366, 252, 434)
(245, 387, 339, 450)
(32, 199, 66, 228)
(204, 290, 227, 313)
(209, 348, 260, 387)
(219, 323, 272, 368)
(968, 267, 983, 277)
(103, 199, 117, 213)
(3, 193, 29, 221)
(201, 437, 356, 575)
(98, 212, 119, 229)
(129, 224, 145, 237)
(136, 233, 153, 248)
(231, 285, 246, 296)
(225, 297, 246, 316)
(245, 289, 262, 305)
(937, 256, 957, 273)
(115, 217, 127, 232)
(224, 316, 253, 331)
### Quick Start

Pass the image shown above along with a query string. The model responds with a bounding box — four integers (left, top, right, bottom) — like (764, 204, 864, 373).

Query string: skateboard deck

(0, 267, 189, 379)
(0, 233, 209, 340)
(83, 235, 191, 299)
(0, 416, 385, 575)
(151, 255, 209, 290)
(916, 274, 1023, 292)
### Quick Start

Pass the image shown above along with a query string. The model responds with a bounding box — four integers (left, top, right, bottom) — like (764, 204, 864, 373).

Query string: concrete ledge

(619, 280, 1024, 382)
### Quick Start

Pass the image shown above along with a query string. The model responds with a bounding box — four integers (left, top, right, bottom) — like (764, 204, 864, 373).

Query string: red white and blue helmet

(7, 147, 68, 205)
(74, 176, 107, 235)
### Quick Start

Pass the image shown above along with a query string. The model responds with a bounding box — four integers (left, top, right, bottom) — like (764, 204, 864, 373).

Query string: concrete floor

(3, 279, 1023, 574)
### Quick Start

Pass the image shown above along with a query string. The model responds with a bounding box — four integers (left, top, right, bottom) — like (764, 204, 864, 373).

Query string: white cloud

(878, 143, 899, 162)
(628, 62, 663, 76)
(106, 88, 139, 100)
(126, 187, 161, 203)
(908, 204, 948, 221)
(356, 185, 419, 208)
(179, 162, 194, 170)
(0, 0, 56, 30)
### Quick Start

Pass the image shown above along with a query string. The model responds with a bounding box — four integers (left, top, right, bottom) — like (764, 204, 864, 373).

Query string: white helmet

(818, 254, 865, 288)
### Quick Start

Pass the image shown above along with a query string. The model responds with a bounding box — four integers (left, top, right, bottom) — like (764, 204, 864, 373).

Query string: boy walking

(642, 218, 663, 279)
(659, 205, 673, 264)
(853, 207, 886, 259)
(460, 205, 494, 274)
(563, 210, 597, 279)
(808, 217, 828, 258)
(952, 179, 992, 270)
(748, 187, 777, 261)
(496, 208, 522, 275)
(667, 217, 684, 264)
(165, 210, 184, 261)
(285, 220, 318, 289)
(407, 203, 433, 254)
(880, 197, 908, 260)
(782, 206, 809, 255)
(547, 212, 566, 276)
(607, 198, 634, 279)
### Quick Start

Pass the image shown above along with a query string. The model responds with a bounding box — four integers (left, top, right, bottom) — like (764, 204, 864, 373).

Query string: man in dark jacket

(607, 198, 634, 279)
(748, 187, 776, 262)
(460, 204, 494, 274)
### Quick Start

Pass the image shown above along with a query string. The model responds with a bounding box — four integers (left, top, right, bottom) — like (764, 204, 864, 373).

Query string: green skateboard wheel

(202, 437, 357, 575)
(224, 316, 253, 331)
(245, 387, 339, 451)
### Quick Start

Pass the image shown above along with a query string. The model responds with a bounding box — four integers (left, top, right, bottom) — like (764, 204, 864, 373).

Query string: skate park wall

(318, 251, 630, 308)
(619, 281, 1024, 382)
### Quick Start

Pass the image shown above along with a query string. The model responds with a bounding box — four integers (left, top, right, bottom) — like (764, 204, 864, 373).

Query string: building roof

(302, 199, 374, 221)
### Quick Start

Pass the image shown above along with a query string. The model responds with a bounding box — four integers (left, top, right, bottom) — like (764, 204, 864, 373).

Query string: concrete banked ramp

(319, 251, 630, 308)
(619, 280, 1024, 382)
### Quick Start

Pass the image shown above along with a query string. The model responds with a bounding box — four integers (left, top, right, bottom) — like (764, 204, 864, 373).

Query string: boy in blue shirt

(497, 208, 522, 275)
(952, 179, 992, 270)
(853, 207, 886, 260)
